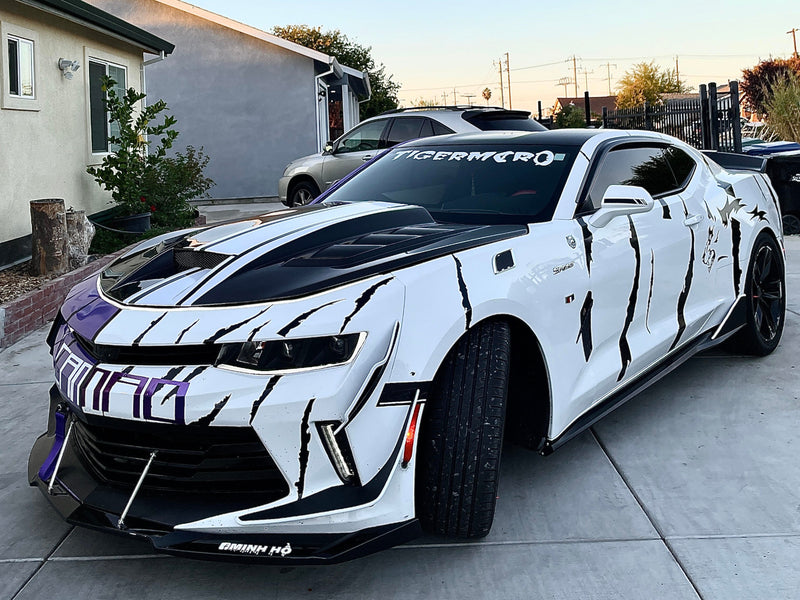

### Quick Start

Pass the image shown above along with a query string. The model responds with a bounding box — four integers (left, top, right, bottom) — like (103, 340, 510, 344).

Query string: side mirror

(588, 185, 655, 228)
(323, 141, 334, 154)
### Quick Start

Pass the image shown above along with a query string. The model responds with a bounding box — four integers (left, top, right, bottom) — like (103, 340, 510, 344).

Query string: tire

(288, 181, 319, 207)
(416, 320, 511, 538)
(733, 232, 786, 356)
(782, 214, 800, 236)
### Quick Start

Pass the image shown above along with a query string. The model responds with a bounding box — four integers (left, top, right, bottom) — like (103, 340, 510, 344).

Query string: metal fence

(601, 82, 742, 153)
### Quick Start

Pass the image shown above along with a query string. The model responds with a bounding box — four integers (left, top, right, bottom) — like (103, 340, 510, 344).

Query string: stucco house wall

(87, 0, 368, 200)
(0, 0, 172, 269)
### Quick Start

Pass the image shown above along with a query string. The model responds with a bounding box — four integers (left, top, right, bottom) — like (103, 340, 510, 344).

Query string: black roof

(18, 0, 174, 55)
(402, 129, 606, 148)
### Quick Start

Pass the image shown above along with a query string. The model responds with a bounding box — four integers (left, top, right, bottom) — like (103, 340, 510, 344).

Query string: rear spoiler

(702, 151, 767, 173)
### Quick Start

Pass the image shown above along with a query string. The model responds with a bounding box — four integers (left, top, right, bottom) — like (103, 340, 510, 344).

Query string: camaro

(29, 130, 786, 563)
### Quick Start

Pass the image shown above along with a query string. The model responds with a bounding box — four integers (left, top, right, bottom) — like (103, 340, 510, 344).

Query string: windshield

(323, 144, 577, 224)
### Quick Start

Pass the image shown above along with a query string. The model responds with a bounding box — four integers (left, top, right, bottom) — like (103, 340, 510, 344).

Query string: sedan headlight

(217, 333, 364, 373)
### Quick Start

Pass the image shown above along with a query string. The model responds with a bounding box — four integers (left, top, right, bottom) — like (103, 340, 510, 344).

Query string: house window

(7, 35, 34, 98)
(89, 59, 126, 153)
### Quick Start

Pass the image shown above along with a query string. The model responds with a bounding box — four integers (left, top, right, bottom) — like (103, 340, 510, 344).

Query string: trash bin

(764, 152, 800, 235)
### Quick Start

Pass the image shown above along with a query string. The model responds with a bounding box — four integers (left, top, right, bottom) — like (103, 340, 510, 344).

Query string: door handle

(361, 155, 373, 161)
(683, 214, 704, 227)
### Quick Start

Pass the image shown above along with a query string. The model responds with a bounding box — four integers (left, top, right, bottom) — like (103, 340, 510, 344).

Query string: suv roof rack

(380, 105, 509, 115)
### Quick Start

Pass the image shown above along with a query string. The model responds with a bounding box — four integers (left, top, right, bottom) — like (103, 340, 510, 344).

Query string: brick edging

(0, 251, 125, 350)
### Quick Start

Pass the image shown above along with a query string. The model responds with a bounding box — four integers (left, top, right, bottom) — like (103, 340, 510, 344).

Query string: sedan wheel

(289, 181, 319, 207)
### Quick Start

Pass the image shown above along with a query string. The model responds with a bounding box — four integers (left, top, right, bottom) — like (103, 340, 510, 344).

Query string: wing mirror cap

(588, 185, 655, 228)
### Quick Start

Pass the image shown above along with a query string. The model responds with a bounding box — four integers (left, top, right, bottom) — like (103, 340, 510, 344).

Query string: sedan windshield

(323, 144, 577, 224)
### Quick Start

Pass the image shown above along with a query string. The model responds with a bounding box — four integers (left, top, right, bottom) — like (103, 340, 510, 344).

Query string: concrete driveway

(2, 238, 799, 600)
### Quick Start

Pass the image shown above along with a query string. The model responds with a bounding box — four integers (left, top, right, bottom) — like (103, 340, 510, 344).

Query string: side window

(337, 119, 387, 154)
(7, 35, 34, 98)
(663, 146, 696, 189)
(2, 22, 39, 110)
(430, 119, 454, 136)
(385, 117, 425, 146)
(583, 146, 677, 212)
(89, 59, 127, 154)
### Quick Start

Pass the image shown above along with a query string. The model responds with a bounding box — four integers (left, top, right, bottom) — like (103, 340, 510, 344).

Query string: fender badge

(553, 262, 575, 275)
(566, 235, 577, 249)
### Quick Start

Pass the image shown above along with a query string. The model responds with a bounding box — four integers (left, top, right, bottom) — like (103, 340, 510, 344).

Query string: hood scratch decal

(577, 217, 593, 275)
(249, 375, 281, 424)
(617, 216, 641, 382)
(453, 256, 472, 330)
(645, 250, 655, 334)
(132, 312, 168, 346)
(669, 201, 695, 352)
(278, 301, 340, 337)
(339, 277, 393, 334)
(247, 320, 272, 343)
(191, 394, 230, 426)
(576, 291, 594, 361)
(175, 319, 199, 344)
(731, 218, 742, 295)
(296, 398, 316, 500)
(205, 307, 270, 343)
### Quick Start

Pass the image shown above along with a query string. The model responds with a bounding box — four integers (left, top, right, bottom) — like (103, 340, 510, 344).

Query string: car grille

(72, 331, 219, 366)
(71, 417, 290, 500)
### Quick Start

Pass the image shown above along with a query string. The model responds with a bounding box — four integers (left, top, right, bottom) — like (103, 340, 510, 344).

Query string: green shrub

(87, 76, 214, 228)
(763, 73, 800, 143)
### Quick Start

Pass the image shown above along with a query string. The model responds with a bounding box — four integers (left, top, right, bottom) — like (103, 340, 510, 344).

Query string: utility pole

(572, 55, 578, 98)
(789, 28, 799, 59)
(603, 62, 617, 95)
(505, 52, 512, 109)
(557, 77, 571, 97)
(442, 91, 448, 105)
(675, 55, 680, 88)
(453, 87, 457, 106)
(496, 58, 505, 108)
(578, 66, 594, 94)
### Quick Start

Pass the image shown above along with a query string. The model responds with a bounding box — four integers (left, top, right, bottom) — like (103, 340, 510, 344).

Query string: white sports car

(29, 130, 785, 563)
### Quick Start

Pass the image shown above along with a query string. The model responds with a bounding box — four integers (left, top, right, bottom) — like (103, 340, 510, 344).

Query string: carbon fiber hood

(99, 202, 527, 307)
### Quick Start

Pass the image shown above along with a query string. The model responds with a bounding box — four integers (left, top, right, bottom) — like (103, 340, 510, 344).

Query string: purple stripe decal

(61, 277, 99, 319)
(37, 410, 67, 481)
(69, 298, 120, 342)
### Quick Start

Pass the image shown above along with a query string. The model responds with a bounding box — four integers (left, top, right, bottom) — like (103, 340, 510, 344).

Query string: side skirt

(540, 320, 744, 456)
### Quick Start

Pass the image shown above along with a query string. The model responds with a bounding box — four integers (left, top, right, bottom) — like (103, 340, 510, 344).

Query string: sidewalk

(1, 238, 799, 599)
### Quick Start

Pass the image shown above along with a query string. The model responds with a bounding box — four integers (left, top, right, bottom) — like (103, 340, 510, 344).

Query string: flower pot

(113, 212, 151, 233)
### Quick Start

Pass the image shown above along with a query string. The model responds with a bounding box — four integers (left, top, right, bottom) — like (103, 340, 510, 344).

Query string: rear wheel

(734, 233, 785, 356)
(416, 320, 511, 538)
(288, 180, 319, 207)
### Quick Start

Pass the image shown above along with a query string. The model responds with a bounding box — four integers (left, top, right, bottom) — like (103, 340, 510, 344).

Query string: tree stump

(65, 209, 95, 269)
(30, 199, 69, 276)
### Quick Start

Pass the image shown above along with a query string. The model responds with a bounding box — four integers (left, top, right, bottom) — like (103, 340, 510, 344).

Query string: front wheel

(733, 232, 786, 356)
(288, 181, 319, 207)
(416, 320, 511, 538)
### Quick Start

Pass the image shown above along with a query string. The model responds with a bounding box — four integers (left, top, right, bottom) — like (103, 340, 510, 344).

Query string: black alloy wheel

(736, 233, 785, 355)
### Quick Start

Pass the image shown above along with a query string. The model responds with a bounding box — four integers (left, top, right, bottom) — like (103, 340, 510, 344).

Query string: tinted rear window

(464, 111, 547, 132)
(324, 144, 577, 224)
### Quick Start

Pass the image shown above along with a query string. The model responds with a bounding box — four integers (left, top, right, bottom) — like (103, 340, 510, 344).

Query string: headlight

(217, 333, 364, 373)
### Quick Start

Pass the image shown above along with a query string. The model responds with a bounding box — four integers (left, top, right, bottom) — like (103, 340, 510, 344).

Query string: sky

(188, 0, 799, 115)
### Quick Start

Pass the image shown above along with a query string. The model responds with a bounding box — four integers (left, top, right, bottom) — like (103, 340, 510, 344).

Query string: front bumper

(28, 387, 421, 564)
